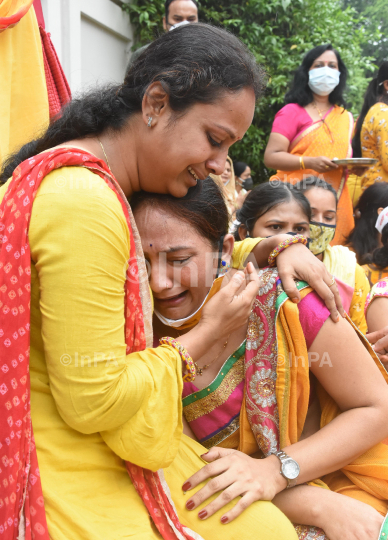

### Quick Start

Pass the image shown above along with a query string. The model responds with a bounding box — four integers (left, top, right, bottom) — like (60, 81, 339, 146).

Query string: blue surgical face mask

(308, 66, 340, 97)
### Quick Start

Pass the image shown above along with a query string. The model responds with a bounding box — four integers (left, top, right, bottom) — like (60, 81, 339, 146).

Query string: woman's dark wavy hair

(294, 175, 338, 209)
(347, 183, 388, 265)
(1, 23, 265, 184)
(130, 177, 228, 249)
(285, 44, 348, 108)
(352, 61, 388, 158)
(234, 181, 311, 241)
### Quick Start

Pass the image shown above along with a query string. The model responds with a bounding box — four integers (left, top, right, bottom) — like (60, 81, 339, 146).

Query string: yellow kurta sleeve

(348, 263, 370, 334)
(232, 237, 264, 269)
(28, 167, 183, 471)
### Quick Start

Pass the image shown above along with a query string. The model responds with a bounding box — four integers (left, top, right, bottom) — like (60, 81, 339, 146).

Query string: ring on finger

(329, 275, 336, 287)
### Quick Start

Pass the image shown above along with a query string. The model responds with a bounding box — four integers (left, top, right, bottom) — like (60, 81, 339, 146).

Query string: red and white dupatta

(0, 148, 201, 540)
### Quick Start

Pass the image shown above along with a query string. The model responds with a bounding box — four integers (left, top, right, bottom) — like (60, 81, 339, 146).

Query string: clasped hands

(181, 447, 287, 524)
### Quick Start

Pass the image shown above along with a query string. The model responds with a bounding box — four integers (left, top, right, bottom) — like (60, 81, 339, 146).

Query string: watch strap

(273, 450, 298, 489)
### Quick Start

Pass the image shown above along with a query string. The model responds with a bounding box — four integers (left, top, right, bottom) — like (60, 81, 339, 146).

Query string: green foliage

(123, 0, 379, 180)
(343, 0, 387, 68)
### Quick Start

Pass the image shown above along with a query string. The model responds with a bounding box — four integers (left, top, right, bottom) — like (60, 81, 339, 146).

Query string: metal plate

(332, 158, 378, 166)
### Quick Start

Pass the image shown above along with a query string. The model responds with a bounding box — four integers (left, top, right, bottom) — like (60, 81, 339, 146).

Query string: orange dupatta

(271, 105, 354, 246)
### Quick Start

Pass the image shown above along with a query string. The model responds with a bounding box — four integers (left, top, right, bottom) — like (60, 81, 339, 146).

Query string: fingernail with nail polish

(200, 453, 209, 458)
(198, 510, 207, 519)
(182, 482, 191, 491)
(186, 501, 195, 510)
(221, 516, 228, 524)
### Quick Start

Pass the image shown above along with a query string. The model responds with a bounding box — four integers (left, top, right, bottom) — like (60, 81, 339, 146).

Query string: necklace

(312, 102, 334, 144)
(98, 139, 111, 170)
(312, 101, 329, 119)
(194, 334, 230, 376)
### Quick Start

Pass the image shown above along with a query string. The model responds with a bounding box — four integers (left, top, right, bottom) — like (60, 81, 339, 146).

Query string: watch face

(282, 459, 300, 480)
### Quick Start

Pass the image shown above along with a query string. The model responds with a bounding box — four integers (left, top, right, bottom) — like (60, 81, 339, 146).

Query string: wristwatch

(273, 450, 300, 488)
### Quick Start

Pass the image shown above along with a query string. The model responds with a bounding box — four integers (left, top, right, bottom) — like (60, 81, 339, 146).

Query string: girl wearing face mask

(264, 44, 355, 246)
(294, 176, 370, 333)
(132, 179, 388, 540)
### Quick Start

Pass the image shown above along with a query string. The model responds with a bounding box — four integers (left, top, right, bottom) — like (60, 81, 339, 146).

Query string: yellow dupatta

(0, 0, 33, 30)
(240, 273, 388, 515)
(0, 2, 49, 164)
(271, 105, 354, 246)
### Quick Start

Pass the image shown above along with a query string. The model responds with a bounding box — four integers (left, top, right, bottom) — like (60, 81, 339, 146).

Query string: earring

(219, 260, 231, 276)
(147, 117, 153, 128)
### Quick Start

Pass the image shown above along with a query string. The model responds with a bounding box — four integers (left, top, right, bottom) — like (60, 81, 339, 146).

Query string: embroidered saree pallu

(0, 148, 201, 540)
(271, 106, 354, 245)
(243, 270, 388, 527)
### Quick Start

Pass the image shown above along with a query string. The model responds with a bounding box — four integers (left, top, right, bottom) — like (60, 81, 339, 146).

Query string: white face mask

(154, 290, 210, 328)
(169, 20, 190, 31)
(308, 66, 340, 97)
(154, 275, 224, 329)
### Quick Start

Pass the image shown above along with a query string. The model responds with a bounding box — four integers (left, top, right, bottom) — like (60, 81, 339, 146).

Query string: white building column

(40, 0, 134, 95)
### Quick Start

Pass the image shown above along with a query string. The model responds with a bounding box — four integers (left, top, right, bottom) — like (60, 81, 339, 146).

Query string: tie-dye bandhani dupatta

(0, 147, 201, 540)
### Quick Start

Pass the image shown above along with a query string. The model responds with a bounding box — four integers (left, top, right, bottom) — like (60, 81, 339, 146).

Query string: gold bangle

(299, 156, 305, 170)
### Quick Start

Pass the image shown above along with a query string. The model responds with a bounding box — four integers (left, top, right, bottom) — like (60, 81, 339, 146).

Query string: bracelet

(268, 235, 308, 267)
(159, 337, 196, 382)
(299, 156, 305, 170)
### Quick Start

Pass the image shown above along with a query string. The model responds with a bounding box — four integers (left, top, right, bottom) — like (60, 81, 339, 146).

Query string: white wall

(40, 0, 134, 95)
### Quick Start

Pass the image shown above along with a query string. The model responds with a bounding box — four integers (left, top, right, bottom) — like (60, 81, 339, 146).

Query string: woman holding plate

(264, 44, 354, 246)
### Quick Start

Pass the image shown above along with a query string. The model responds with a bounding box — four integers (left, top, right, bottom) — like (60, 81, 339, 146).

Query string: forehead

(314, 50, 338, 64)
(194, 89, 256, 140)
(305, 187, 336, 208)
(169, 0, 198, 16)
(134, 205, 208, 250)
(262, 200, 308, 220)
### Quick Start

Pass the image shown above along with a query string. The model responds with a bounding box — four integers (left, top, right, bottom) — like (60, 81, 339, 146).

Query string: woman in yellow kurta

(264, 44, 354, 246)
(131, 179, 388, 540)
(0, 0, 49, 164)
(351, 61, 388, 193)
(0, 24, 342, 540)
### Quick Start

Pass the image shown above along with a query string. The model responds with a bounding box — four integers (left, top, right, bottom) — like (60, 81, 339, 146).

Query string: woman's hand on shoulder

(317, 492, 384, 540)
(276, 243, 345, 322)
(182, 447, 286, 524)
